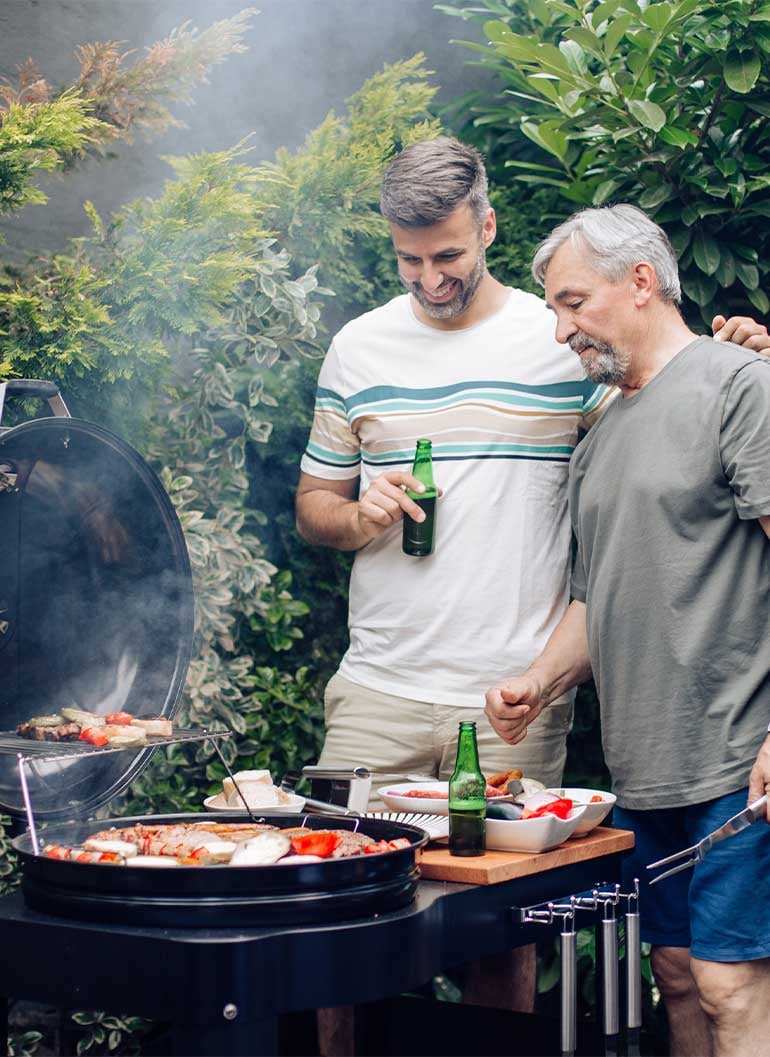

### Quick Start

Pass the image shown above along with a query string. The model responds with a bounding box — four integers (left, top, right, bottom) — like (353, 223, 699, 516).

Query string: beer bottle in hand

(449, 721, 486, 857)
(402, 438, 438, 556)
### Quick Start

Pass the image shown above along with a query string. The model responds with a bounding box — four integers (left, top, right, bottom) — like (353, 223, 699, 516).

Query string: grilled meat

(17, 721, 82, 742)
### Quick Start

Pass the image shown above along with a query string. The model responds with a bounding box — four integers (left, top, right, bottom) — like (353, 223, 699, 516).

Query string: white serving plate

(203, 792, 306, 814)
(378, 778, 545, 817)
(365, 811, 449, 841)
(485, 805, 586, 853)
(545, 787, 616, 836)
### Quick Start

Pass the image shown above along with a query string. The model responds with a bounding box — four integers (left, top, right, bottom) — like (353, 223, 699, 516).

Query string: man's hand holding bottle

(356, 470, 429, 541)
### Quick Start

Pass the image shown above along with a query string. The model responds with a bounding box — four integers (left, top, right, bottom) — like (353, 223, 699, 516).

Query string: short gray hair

(532, 204, 681, 304)
(380, 136, 490, 228)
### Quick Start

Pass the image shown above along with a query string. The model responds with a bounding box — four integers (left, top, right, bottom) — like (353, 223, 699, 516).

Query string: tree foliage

(0, 7, 257, 215)
(440, 0, 770, 321)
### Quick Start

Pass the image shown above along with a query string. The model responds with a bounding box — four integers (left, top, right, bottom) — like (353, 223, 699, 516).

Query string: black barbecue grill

(0, 380, 427, 927)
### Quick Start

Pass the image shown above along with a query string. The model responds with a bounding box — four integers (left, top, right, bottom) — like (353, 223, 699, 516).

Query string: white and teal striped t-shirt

(301, 289, 614, 707)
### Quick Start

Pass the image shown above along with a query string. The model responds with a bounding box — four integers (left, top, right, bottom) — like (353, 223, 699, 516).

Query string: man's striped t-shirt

(301, 289, 615, 707)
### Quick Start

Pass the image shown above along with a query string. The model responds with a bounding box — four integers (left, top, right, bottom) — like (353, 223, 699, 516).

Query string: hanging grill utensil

(647, 794, 767, 885)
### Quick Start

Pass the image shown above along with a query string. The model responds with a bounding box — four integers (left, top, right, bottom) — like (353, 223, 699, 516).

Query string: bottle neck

(411, 443, 436, 493)
(454, 726, 481, 773)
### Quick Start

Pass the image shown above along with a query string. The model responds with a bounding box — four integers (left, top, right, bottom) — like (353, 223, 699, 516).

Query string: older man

(485, 204, 770, 1057)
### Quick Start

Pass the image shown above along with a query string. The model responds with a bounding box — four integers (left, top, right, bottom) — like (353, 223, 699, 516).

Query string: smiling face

(390, 203, 495, 322)
(543, 239, 643, 385)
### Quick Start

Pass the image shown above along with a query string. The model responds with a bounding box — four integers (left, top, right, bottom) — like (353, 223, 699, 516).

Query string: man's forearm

(528, 600, 593, 702)
(296, 490, 370, 551)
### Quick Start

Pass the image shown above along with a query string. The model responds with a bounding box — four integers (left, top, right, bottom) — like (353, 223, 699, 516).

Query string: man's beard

(402, 245, 486, 320)
(569, 331, 630, 386)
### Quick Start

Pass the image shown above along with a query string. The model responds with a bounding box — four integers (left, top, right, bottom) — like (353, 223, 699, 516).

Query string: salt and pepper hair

(531, 204, 682, 304)
(380, 136, 490, 229)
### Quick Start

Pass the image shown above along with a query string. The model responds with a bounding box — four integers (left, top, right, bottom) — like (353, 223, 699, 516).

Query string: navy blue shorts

(614, 788, 770, 962)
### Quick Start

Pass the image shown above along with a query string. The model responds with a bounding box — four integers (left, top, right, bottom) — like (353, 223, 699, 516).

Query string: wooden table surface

(417, 826, 634, 884)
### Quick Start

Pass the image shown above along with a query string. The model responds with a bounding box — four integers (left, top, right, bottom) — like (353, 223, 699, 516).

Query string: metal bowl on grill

(13, 812, 429, 927)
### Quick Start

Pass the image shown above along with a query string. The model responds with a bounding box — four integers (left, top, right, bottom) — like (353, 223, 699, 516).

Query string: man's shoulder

(689, 335, 769, 371)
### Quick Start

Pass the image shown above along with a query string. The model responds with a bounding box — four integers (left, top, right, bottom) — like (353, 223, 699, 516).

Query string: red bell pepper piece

(104, 712, 133, 725)
(521, 798, 573, 820)
(290, 832, 341, 858)
(79, 727, 109, 747)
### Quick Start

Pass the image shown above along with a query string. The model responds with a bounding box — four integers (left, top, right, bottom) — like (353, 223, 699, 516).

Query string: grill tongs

(647, 793, 768, 885)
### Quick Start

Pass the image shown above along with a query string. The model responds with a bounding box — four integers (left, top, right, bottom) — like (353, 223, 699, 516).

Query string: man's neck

(411, 272, 509, 331)
(618, 311, 698, 398)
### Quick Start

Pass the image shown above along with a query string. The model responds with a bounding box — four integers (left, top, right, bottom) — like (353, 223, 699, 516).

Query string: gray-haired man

(485, 204, 770, 1056)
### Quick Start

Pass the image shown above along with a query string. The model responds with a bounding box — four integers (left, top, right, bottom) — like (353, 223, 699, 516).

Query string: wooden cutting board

(416, 826, 634, 885)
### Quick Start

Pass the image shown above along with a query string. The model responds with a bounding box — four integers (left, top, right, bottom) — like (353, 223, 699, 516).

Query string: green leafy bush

(440, 0, 770, 322)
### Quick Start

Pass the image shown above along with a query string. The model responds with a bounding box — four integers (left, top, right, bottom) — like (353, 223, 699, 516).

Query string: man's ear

(482, 207, 497, 249)
(631, 261, 655, 306)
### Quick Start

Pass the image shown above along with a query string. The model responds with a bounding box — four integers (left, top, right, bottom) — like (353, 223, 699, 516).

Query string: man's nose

(555, 316, 577, 345)
(421, 265, 444, 291)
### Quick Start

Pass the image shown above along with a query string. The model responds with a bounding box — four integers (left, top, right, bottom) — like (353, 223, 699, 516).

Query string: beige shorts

(317, 672, 572, 808)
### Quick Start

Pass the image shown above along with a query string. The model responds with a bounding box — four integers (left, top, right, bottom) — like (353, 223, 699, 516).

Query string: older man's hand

(484, 675, 547, 746)
(748, 734, 770, 823)
(712, 314, 770, 353)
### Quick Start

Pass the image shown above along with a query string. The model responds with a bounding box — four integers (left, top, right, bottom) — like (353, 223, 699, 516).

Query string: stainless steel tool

(647, 794, 768, 885)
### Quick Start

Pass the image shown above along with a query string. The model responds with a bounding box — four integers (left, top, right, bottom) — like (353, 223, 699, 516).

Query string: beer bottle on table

(449, 721, 486, 857)
(402, 438, 438, 556)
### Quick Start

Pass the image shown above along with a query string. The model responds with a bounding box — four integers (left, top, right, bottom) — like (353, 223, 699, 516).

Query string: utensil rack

(515, 881, 641, 1057)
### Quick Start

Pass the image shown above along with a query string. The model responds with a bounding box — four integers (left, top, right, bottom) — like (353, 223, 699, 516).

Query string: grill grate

(0, 727, 231, 762)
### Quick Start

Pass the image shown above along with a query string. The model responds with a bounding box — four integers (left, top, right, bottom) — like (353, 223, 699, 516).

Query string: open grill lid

(0, 381, 194, 820)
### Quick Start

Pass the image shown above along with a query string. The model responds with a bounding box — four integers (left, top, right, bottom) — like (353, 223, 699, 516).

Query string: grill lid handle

(0, 379, 71, 425)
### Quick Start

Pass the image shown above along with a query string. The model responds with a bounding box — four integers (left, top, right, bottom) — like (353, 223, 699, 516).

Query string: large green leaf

(560, 39, 589, 76)
(592, 0, 625, 27)
(735, 259, 760, 290)
(692, 228, 721, 275)
(715, 251, 737, 288)
(520, 119, 571, 162)
(724, 50, 762, 94)
(604, 12, 634, 57)
(747, 286, 770, 313)
(658, 125, 699, 148)
(682, 273, 717, 306)
(627, 98, 667, 131)
(638, 183, 674, 208)
(641, 2, 673, 33)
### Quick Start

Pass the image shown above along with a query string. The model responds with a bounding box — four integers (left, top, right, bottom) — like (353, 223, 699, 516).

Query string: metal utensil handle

(709, 793, 768, 845)
(602, 916, 620, 1039)
(626, 910, 642, 1030)
(560, 928, 577, 1057)
(302, 765, 371, 781)
(302, 795, 361, 817)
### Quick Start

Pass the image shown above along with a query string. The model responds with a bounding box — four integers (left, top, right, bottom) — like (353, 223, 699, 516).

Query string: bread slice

(130, 717, 173, 737)
(222, 770, 271, 802)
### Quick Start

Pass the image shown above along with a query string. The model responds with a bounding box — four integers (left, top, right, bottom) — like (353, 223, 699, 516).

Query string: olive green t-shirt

(570, 337, 770, 810)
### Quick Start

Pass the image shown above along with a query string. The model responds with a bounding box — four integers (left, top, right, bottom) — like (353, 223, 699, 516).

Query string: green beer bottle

(449, 721, 486, 857)
(402, 438, 438, 557)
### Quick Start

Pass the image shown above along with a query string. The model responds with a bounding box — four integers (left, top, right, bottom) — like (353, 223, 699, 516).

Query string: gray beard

(403, 246, 486, 320)
(570, 334, 630, 386)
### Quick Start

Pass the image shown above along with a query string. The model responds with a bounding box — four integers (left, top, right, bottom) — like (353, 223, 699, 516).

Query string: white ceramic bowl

(378, 778, 546, 817)
(485, 805, 586, 853)
(378, 781, 450, 814)
(545, 787, 616, 836)
(203, 792, 306, 814)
